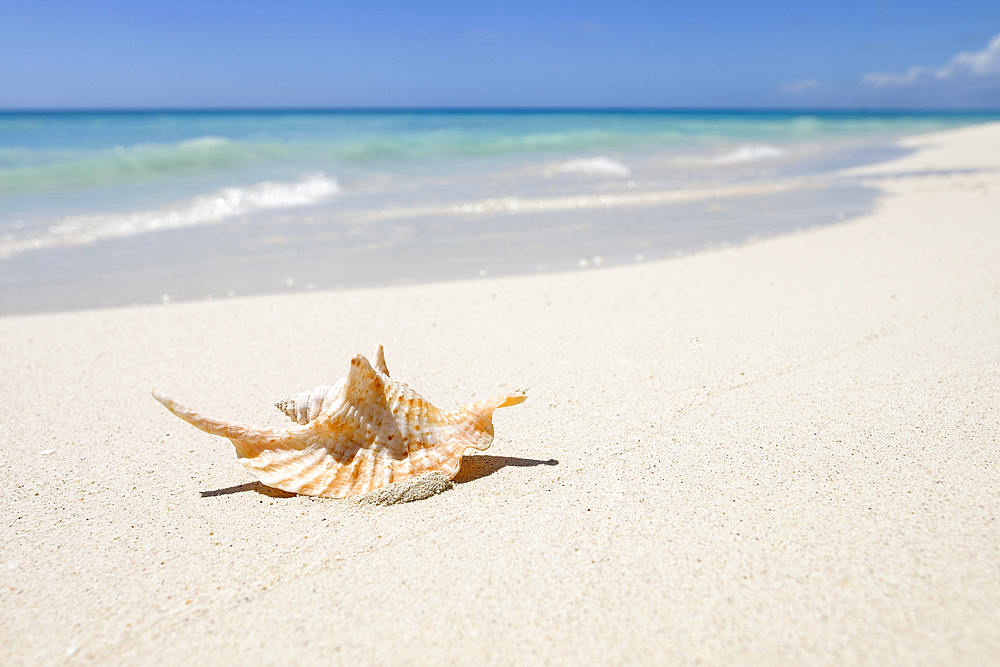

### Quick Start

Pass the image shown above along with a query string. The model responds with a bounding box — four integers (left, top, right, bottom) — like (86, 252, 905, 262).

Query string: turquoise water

(2, 110, 990, 195)
(1, 110, 997, 314)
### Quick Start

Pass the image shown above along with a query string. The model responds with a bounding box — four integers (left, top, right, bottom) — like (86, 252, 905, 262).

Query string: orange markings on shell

(153, 345, 525, 499)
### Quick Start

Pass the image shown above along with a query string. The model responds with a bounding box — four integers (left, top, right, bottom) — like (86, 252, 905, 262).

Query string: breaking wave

(712, 144, 785, 164)
(544, 156, 632, 177)
(0, 173, 338, 259)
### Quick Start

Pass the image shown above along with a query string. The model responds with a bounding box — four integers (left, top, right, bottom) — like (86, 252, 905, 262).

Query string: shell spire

(152, 346, 525, 499)
(274, 382, 342, 425)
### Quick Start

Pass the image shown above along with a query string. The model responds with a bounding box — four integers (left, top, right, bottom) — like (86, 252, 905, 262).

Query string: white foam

(0, 173, 338, 259)
(346, 179, 819, 224)
(546, 156, 631, 177)
(712, 145, 785, 165)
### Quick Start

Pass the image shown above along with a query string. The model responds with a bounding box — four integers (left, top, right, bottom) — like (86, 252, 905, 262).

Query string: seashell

(152, 345, 525, 499)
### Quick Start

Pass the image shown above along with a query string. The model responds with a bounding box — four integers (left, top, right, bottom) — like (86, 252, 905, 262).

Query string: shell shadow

(200, 481, 297, 498)
(453, 454, 559, 485)
(199, 455, 558, 497)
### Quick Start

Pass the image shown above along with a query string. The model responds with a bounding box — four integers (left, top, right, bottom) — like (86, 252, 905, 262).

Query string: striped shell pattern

(152, 346, 526, 499)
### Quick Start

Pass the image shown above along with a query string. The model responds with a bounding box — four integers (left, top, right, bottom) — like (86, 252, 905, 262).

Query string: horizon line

(2, 105, 999, 115)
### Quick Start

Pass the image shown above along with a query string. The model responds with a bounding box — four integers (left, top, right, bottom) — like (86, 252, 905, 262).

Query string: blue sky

(2, 0, 999, 109)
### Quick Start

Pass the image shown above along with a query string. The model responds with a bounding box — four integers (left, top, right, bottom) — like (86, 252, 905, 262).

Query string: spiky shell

(152, 346, 525, 499)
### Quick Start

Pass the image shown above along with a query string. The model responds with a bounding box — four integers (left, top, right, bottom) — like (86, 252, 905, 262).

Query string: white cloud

(779, 78, 820, 93)
(863, 32, 1000, 87)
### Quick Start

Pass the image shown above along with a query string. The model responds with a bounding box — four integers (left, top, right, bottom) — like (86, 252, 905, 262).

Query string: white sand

(1, 122, 999, 665)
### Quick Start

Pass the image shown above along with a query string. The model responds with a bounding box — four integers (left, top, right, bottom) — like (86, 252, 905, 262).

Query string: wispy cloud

(779, 78, 820, 93)
(863, 32, 1000, 86)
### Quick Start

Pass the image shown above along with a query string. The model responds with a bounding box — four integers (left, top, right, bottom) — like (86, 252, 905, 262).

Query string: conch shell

(152, 346, 526, 499)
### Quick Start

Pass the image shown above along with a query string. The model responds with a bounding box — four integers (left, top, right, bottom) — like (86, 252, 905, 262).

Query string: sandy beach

(2, 120, 999, 665)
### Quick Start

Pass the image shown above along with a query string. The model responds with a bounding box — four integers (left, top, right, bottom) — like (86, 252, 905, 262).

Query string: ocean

(1, 109, 996, 315)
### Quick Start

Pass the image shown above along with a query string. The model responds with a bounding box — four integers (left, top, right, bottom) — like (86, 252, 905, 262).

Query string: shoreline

(2, 112, 993, 318)
(1, 121, 999, 665)
(0, 178, 879, 318)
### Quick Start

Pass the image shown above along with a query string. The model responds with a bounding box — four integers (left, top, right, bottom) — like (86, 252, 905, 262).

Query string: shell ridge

(361, 447, 379, 495)
(407, 391, 432, 476)
(260, 446, 327, 494)
(342, 445, 369, 496)
(388, 387, 415, 481)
